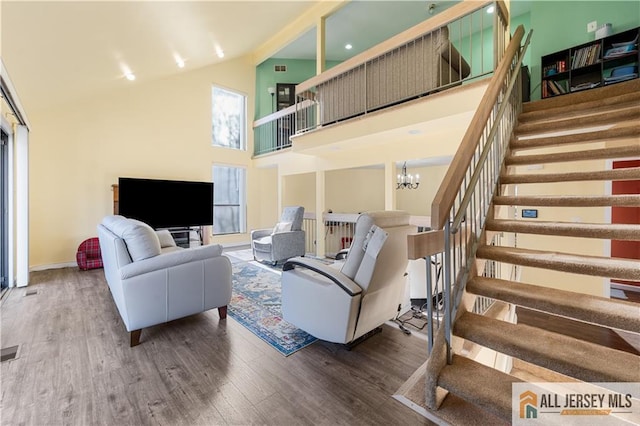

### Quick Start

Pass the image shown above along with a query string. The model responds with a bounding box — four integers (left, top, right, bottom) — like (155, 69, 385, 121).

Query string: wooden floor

(0, 267, 432, 426)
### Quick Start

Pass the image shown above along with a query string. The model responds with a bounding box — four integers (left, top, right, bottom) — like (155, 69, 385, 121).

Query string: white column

(315, 170, 325, 257)
(15, 124, 28, 287)
(316, 16, 326, 75)
(385, 161, 397, 211)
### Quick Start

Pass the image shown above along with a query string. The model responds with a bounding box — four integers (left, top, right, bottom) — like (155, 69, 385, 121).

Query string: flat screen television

(118, 177, 213, 229)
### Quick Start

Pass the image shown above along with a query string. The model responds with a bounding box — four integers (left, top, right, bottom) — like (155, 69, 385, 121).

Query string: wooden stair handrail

(430, 25, 525, 230)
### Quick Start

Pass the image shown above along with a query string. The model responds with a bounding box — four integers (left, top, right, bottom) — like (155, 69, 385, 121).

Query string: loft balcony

(252, 1, 509, 158)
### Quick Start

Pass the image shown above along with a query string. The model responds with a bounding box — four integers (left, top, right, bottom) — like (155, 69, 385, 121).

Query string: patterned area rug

(225, 250, 318, 356)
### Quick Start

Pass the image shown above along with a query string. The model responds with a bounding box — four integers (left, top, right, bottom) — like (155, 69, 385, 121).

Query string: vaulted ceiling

(1, 1, 317, 112)
(2, 1, 530, 114)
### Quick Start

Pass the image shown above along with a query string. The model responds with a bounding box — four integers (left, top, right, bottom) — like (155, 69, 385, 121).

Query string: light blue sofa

(97, 215, 232, 346)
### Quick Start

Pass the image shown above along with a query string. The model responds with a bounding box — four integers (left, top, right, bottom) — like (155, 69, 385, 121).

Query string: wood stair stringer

(466, 276, 640, 333)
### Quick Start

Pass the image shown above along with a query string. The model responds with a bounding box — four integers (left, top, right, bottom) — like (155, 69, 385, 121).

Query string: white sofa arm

(120, 244, 223, 279)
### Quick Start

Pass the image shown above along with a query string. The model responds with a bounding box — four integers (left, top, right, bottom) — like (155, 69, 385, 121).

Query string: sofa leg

(218, 306, 228, 319)
(130, 329, 142, 347)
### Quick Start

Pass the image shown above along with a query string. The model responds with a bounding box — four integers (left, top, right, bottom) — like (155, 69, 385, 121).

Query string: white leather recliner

(281, 211, 414, 345)
(97, 215, 232, 346)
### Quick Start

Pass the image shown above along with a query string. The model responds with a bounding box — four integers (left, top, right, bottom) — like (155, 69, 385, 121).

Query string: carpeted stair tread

(500, 167, 640, 184)
(393, 361, 509, 426)
(515, 105, 640, 136)
(436, 393, 510, 426)
(475, 245, 640, 281)
(522, 79, 640, 114)
(509, 124, 640, 150)
(486, 218, 640, 240)
(493, 194, 640, 207)
(454, 312, 640, 383)
(467, 276, 640, 333)
(506, 144, 640, 165)
(519, 92, 640, 122)
(438, 354, 520, 421)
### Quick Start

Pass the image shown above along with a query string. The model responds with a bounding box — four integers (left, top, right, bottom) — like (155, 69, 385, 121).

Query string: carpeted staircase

(399, 79, 640, 425)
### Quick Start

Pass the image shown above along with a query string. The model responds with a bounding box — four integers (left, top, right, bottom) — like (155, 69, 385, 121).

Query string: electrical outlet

(587, 21, 598, 32)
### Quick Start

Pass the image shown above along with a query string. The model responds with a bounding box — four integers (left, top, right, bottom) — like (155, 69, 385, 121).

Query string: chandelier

(397, 162, 419, 189)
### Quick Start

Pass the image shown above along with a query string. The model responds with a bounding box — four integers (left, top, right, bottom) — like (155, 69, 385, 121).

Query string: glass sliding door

(1, 129, 8, 290)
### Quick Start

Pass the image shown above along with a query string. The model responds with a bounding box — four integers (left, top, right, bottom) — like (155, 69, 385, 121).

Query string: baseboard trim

(29, 262, 77, 272)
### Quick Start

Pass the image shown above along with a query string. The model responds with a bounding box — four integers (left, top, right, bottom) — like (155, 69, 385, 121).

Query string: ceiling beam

(251, 0, 348, 66)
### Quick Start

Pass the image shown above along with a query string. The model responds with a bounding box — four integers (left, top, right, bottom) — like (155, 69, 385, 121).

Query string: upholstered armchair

(97, 215, 232, 346)
(251, 206, 306, 265)
(281, 211, 414, 346)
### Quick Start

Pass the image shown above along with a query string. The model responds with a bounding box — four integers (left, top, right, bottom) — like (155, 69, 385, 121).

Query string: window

(212, 165, 246, 235)
(212, 86, 246, 150)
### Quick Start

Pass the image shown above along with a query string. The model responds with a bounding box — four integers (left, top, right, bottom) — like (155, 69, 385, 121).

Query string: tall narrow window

(212, 165, 246, 235)
(212, 86, 246, 150)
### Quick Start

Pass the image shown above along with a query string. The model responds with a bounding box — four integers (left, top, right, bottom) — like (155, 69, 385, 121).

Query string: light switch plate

(587, 21, 598, 32)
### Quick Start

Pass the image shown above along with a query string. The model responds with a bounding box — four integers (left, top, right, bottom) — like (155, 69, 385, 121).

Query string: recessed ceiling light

(216, 48, 224, 58)
(176, 57, 185, 68)
(345, 43, 353, 50)
(487, 5, 495, 14)
(125, 72, 136, 81)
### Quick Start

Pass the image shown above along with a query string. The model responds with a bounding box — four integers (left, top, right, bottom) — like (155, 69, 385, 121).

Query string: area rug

(226, 255, 318, 356)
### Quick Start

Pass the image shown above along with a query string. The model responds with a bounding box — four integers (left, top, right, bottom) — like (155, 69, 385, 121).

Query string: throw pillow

(272, 221, 292, 234)
(121, 219, 162, 261)
(156, 230, 177, 248)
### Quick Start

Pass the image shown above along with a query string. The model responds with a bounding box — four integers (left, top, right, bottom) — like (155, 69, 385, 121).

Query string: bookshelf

(541, 26, 639, 99)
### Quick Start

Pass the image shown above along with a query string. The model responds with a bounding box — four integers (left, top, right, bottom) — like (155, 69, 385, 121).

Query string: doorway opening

(1, 129, 8, 291)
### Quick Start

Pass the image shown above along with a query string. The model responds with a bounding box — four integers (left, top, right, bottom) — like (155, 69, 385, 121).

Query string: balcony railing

(252, 100, 314, 156)
(295, 1, 508, 132)
(252, 1, 507, 155)
(303, 212, 431, 258)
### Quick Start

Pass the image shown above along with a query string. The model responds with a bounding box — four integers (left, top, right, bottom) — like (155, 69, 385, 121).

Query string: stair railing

(408, 25, 532, 360)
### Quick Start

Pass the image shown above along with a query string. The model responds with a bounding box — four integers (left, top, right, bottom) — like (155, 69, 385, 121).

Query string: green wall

(255, 58, 340, 119)
(529, 0, 639, 100)
(255, 1, 639, 115)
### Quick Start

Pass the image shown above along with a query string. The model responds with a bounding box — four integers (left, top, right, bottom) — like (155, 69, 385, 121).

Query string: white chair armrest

(283, 257, 362, 296)
(251, 228, 272, 240)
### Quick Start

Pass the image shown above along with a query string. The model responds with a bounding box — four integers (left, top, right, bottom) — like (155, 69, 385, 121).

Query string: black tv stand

(166, 227, 203, 248)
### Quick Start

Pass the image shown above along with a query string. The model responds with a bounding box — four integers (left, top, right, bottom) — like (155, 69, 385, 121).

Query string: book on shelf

(571, 44, 601, 69)
(604, 64, 638, 84)
(544, 80, 567, 97)
(604, 33, 638, 58)
(543, 59, 567, 76)
(604, 73, 638, 84)
(570, 81, 601, 92)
